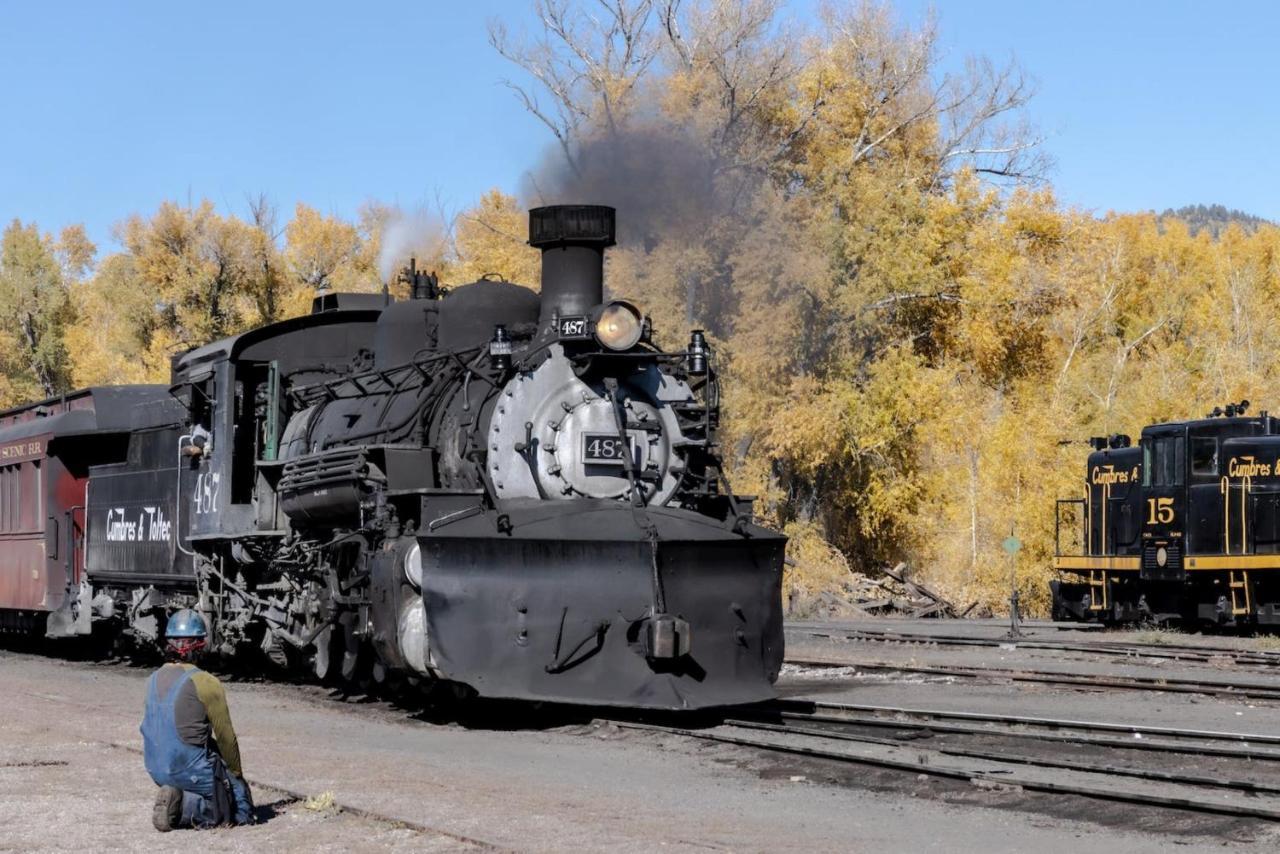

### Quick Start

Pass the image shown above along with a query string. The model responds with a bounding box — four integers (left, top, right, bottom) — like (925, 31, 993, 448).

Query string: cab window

(1143, 435, 1185, 486)
(1191, 436, 1218, 476)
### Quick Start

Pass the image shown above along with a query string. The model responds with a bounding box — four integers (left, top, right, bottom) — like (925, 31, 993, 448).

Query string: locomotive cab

(171, 303, 384, 540)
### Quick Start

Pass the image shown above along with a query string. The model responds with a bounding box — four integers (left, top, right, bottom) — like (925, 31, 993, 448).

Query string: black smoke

(521, 122, 728, 248)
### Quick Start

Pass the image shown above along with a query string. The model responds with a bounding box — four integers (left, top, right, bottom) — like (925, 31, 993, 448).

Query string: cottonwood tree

(489, 0, 661, 172)
(449, 190, 543, 287)
(0, 221, 76, 402)
(285, 203, 363, 294)
(245, 194, 290, 325)
(659, 0, 810, 176)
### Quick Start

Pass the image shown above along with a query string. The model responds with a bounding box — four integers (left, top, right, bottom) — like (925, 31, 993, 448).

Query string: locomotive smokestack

(529, 205, 616, 325)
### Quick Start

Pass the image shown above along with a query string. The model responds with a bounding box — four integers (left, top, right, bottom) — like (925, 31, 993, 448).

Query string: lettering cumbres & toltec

(104, 506, 173, 543)
(1091, 465, 1137, 485)
(1227, 456, 1277, 478)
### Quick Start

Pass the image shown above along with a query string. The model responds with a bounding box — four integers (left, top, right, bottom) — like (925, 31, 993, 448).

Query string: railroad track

(759, 698, 1280, 762)
(788, 624, 1280, 669)
(621, 699, 1280, 822)
(784, 655, 1280, 702)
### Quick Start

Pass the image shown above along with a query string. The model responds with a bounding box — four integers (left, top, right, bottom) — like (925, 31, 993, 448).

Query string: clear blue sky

(2, 1, 1277, 252)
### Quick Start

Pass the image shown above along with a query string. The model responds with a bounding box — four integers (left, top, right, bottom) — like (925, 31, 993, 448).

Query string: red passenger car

(0, 386, 174, 636)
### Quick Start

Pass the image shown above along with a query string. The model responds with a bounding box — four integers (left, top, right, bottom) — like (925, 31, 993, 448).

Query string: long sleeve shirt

(152, 662, 243, 777)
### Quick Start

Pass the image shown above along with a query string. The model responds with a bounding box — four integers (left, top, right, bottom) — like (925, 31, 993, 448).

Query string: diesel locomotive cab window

(1143, 436, 1185, 486)
(1191, 436, 1218, 476)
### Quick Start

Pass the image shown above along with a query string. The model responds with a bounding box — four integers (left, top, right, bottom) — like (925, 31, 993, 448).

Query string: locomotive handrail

(289, 348, 467, 406)
(65, 504, 84, 584)
(1221, 474, 1254, 554)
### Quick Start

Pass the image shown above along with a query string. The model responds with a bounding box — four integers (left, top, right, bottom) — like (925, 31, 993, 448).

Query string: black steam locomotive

(1053, 401, 1280, 629)
(0, 205, 785, 709)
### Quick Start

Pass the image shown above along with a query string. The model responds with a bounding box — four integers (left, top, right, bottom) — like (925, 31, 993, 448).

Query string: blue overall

(140, 667, 252, 827)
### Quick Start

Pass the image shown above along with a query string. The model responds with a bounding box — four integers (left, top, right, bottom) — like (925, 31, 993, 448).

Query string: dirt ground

(2, 621, 1278, 852)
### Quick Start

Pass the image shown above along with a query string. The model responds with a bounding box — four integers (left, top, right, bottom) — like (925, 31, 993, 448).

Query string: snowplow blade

(417, 499, 785, 710)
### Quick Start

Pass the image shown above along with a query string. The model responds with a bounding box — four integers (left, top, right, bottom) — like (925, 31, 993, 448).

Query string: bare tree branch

(488, 0, 659, 170)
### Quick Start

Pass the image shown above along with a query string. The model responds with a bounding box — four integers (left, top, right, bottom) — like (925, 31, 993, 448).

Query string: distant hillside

(1159, 204, 1273, 238)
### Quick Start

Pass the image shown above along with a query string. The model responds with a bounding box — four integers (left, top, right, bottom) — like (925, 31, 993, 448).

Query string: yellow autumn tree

(0, 221, 79, 404)
(449, 190, 541, 287)
(70, 201, 278, 384)
(18, 0, 1280, 620)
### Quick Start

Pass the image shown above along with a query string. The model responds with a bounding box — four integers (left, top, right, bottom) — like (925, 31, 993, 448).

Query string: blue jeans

(178, 763, 253, 828)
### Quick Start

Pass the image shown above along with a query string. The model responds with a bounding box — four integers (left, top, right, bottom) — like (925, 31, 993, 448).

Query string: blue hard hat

(165, 609, 208, 639)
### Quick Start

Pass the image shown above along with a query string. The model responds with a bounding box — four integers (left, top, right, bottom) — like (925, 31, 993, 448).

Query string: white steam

(377, 209, 444, 283)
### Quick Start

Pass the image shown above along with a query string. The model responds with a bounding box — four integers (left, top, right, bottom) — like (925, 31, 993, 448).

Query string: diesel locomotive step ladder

(1228, 570, 1251, 617)
(1087, 569, 1108, 611)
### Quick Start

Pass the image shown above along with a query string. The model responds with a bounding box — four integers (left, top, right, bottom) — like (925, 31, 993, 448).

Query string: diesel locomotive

(0, 205, 786, 709)
(1053, 401, 1280, 629)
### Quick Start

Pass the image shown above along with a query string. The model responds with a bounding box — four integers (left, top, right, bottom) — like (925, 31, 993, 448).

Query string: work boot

(152, 785, 184, 832)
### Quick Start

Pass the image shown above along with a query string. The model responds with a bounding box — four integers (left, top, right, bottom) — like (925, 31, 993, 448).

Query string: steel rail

(617, 721, 1280, 822)
(780, 699, 1280, 745)
(787, 699, 1280, 743)
(751, 710, 1280, 762)
(786, 656, 1280, 701)
(789, 625, 1280, 668)
(751, 699, 1280, 758)
(721, 717, 1280, 796)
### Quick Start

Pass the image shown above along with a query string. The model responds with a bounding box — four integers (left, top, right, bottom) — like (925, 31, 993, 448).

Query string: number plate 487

(583, 434, 628, 464)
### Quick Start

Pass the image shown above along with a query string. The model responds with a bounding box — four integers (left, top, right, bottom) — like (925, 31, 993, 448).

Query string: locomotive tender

(0, 205, 785, 709)
(1053, 401, 1280, 628)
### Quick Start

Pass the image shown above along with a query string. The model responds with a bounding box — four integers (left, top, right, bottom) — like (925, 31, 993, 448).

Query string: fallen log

(882, 562, 958, 616)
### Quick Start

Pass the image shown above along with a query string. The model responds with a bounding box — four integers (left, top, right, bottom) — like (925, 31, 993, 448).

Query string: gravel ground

(0, 730, 454, 853)
(3, 622, 1278, 851)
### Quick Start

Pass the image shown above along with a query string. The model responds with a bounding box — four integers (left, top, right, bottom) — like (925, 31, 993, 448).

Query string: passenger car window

(1191, 437, 1218, 476)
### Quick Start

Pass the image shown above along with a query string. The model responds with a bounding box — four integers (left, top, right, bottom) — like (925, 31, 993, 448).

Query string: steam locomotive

(0, 205, 785, 709)
(1052, 401, 1280, 629)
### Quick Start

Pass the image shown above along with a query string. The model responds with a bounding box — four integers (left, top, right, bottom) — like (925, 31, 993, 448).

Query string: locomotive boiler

(0, 205, 785, 710)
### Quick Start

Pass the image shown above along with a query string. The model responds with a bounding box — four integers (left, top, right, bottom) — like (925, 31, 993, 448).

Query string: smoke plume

(520, 118, 790, 340)
(522, 122, 730, 247)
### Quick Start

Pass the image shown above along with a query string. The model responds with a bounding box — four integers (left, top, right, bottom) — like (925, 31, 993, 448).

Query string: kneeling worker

(141, 609, 254, 831)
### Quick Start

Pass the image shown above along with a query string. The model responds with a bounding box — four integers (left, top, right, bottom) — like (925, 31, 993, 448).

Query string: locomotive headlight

(404, 541, 423, 589)
(595, 301, 643, 351)
(1156, 546, 1168, 568)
